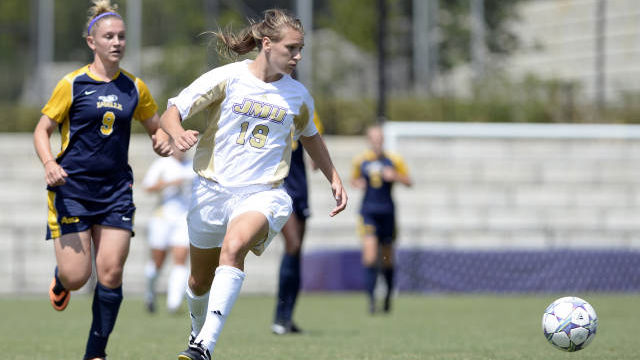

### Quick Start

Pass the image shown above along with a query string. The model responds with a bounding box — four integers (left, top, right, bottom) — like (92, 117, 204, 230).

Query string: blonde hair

(84, 0, 121, 38)
(213, 8, 304, 59)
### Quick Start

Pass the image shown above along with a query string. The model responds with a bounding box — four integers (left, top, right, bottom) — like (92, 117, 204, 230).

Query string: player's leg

(167, 216, 190, 313)
(145, 217, 170, 313)
(51, 230, 93, 311)
(190, 211, 266, 356)
(145, 248, 166, 312)
(187, 187, 292, 358)
(362, 234, 379, 314)
(167, 244, 189, 313)
(83, 225, 130, 360)
(47, 192, 93, 311)
(378, 214, 397, 313)
(185, 245, 219, 343)
(359, 214, 379, 314)
(380, 243, 394, 313)
(273, 212, 306, 334)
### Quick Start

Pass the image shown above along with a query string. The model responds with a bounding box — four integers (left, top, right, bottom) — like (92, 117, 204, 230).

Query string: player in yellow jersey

(352, 125, 412, 314)
(160, 9, 348, 360)
(32, 1, 171, 359)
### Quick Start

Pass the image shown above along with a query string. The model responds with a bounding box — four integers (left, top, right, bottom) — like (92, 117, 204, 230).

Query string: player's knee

(285, 241, 302, 256)
(97, 265, 124, 288)
(188, 275, 212, 295)
(58, 269, 91, 290)
(220, 238, 250, 263)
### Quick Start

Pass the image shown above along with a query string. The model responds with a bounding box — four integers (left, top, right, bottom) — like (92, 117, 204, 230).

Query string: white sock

(145, 262, 159, 303)
(195, 265, 245, 354)
(167, 264, 188, 312)
(186, 286, 210, 339)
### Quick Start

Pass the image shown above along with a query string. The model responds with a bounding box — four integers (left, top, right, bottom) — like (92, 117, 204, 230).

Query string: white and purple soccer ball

(542, 296, 598, 352)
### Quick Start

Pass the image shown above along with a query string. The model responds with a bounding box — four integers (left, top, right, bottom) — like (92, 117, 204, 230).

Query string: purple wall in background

(301, 249, 640, 293)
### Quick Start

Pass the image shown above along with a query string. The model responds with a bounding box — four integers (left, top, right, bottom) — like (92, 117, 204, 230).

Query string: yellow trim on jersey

(387, 152, 410, 177)
(351, 150, 410, 180)
(351, 150, 377, 180)
(59, 115, 71, 157)
(312, 111, 324, 135)
(193, 81, 228, 180)
(121, 69, 158, 121)
(41, 67, 87, 124)
(86, 66, 121, 82)
(47, 191, 61, 239)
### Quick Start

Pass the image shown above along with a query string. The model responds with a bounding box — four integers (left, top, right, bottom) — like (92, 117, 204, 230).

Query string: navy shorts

(45, 190, 136, 240)
(358, 212, 396, 244)
(290, 195, 310, 220)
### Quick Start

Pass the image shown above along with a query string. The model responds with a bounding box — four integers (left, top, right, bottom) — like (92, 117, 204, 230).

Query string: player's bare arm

(350, 176, 367, 189)
(33, 115, 68, 187)
(300, 133, 348, 216)
(382, 166, 412, 186)
(141, 113, 173, 157)
(159, 105, 199, 152)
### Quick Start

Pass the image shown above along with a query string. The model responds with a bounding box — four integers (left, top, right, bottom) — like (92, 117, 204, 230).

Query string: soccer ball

(542, 296, 598, 352)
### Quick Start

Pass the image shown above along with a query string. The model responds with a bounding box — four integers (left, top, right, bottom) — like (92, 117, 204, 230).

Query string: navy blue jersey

(41, 65, 157, 206)
(282, 112, 323, 219)
(284, 141, 308, 200)
(351, 150, 410, 215)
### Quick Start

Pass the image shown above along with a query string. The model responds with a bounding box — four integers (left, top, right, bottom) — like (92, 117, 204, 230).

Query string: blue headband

(87, 12, 122, 36)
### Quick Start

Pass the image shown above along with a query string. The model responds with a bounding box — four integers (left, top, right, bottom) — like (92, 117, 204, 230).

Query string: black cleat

(289, 322, 303, 334)
(383, 296, 391, 313)
(178, 340, 211, 360)
(271, 321, 303, 335)
(145, 299, 156, 313)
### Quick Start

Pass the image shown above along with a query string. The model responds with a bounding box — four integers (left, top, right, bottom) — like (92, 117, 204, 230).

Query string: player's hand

(44, 161, 68, 187)
(329, 182, 348, 217)
(152, 132, 173, 157)
(173, 129, 199, 152)
(381, 166, 396, 182)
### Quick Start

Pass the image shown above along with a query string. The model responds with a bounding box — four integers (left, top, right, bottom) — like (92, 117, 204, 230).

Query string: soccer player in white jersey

(142, 147, 194, 314)
(159, 9, 348, 360)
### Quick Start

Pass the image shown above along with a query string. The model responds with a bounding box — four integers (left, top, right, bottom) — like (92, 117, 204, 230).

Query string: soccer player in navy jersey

(32, 1, 171, 359)
(271, 112, 323, 335)
(351, 125, 412, 314)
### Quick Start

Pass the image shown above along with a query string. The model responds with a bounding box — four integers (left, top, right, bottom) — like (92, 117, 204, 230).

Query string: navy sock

(364, 266, 378, 302)
(382, 267, 394, 299)
(84, 282, 123, 360)
(275, 254, 300, 323)
(53, 266, 66, 294)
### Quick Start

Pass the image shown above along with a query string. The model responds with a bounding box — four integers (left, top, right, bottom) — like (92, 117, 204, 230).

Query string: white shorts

(147, 210, 190, 249)
(187, 177, 292, 255)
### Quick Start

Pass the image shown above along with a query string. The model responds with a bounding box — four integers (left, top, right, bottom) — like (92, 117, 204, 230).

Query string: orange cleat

(49, 275, 70, 311)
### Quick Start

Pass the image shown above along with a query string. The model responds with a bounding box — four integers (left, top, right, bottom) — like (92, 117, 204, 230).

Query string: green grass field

(2, 293, 639, 359)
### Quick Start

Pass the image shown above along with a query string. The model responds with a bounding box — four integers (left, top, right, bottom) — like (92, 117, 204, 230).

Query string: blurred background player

(142, 147, 194, 314)
(351, 125, 412, 314)
(271, 111, 323, 335)
(32, 1, 171, 359)
(160, 9, 347, 360)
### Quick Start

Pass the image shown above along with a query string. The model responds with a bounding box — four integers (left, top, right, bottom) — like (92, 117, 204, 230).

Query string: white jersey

(167, 59, 318, 187)
(142, 156, 194, 218)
